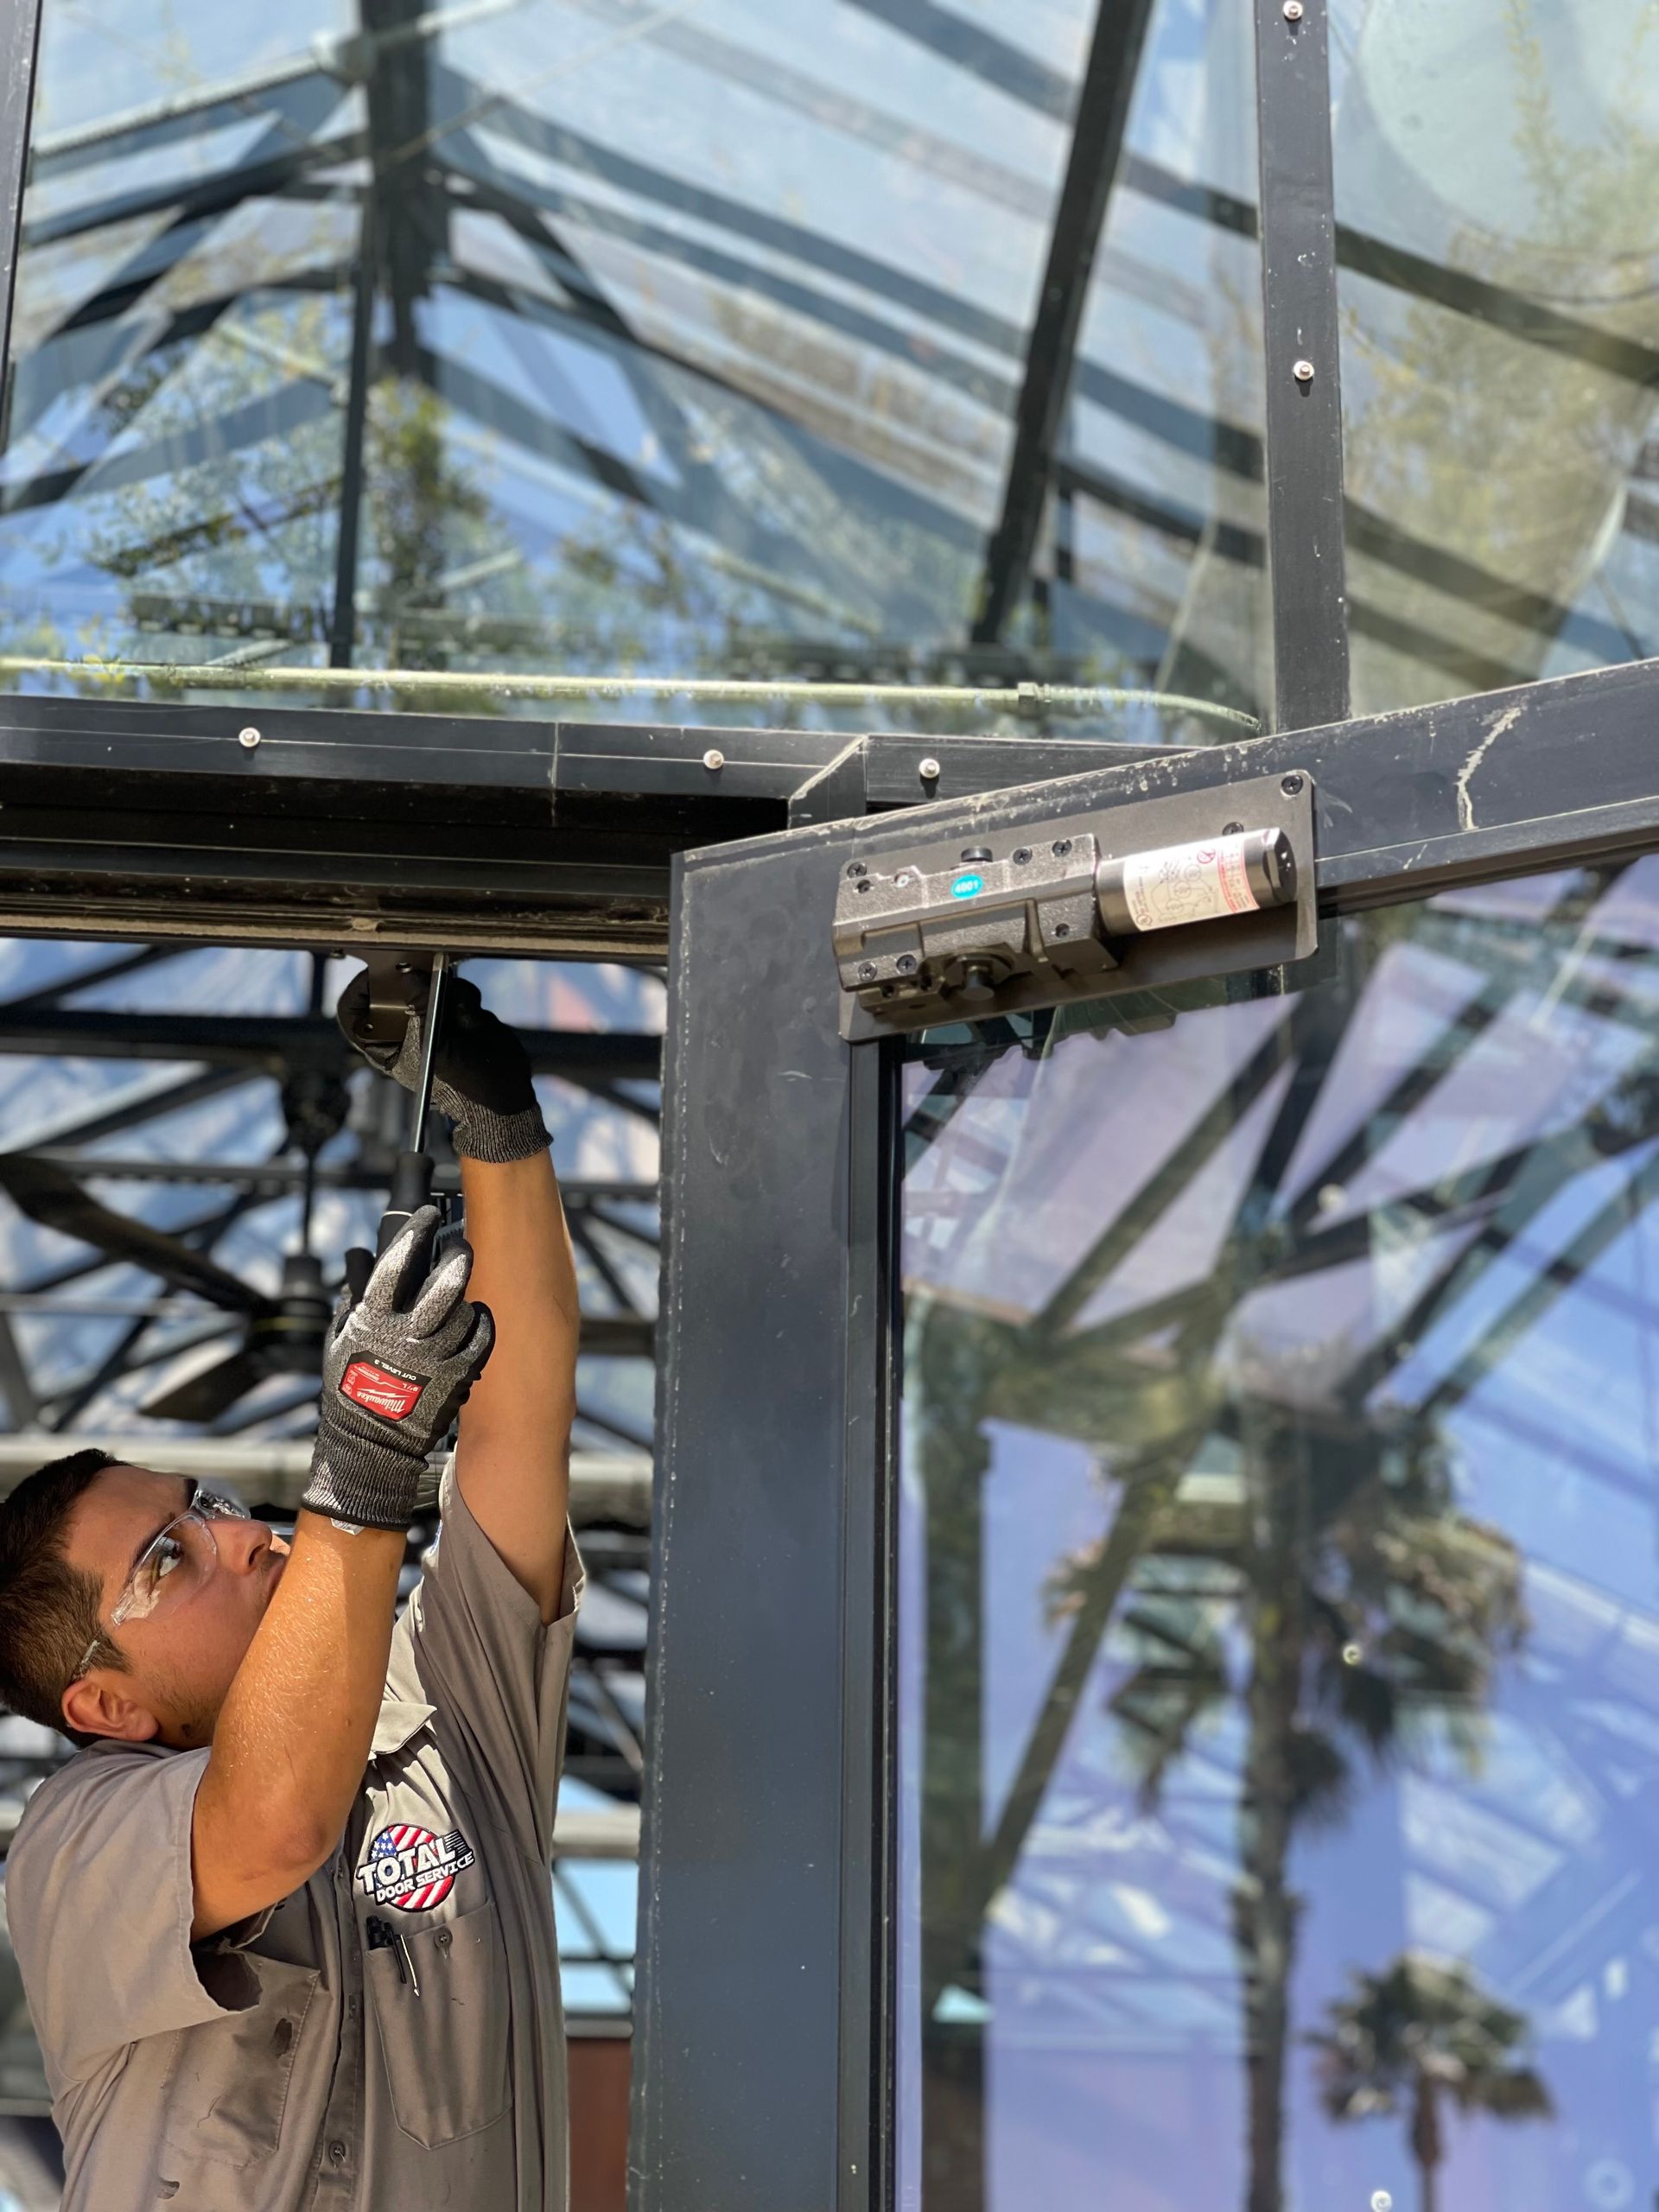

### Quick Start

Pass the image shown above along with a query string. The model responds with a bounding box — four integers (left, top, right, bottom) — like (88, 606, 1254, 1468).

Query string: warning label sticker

(1122, 836, 1260, 934)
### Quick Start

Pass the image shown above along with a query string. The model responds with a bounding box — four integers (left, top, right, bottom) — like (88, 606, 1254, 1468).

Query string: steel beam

(0, 1433, 653, 1522)
(970, 0, 1157, 645)
(1253, 0, 1350, 728)
(0, 0, 42, 442)
(0, 1007, 661, 1077)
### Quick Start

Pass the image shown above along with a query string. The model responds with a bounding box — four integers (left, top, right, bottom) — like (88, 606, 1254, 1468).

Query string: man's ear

(61, 1672, 160, 1744)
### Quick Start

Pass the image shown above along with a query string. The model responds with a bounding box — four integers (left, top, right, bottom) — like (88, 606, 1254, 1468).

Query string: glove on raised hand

(303, 1205, 494, 1532)
(336, 968, 550, 1164)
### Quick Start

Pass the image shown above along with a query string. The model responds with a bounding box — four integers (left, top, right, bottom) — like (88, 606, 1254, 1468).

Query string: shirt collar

(371, 1699, 435, 1758)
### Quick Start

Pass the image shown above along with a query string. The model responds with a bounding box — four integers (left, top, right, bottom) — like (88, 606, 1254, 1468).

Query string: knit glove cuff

(302, 1427, 429, 1534)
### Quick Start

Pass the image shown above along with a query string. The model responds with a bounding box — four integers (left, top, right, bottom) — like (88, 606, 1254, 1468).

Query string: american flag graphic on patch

(354, 1822, 476, 1911)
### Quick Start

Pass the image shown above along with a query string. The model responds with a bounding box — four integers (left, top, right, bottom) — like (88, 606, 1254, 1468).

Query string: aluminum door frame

(636, 650, 1659, 2212)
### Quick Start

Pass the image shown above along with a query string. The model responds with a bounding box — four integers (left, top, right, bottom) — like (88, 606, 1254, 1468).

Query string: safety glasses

(71, 1482, 251, 1683)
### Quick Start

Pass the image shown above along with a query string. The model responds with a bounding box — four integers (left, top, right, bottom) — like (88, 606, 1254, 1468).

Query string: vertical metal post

(0, 0, 44, 450)
(837, 1037, 899, 2212)
(329, 207, 377, 670)
(1254, 0, 1351, 730)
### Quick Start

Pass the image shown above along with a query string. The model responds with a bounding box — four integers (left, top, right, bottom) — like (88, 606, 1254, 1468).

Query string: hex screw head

(1281, 772, 1306, 795)
(896, 954, 918, 976)
(856, 880, 872, 893)
(846, 862, 867, 880)
(858, 962, 877, 982)
(1282, 1, 1304, 18)
(918, 756, 943, 782)
(1053, 922, 1071, 938)
(702, 747, 726, 772)
(1293, 358, 1315, 384)
(1052, 838, 1073, 857)
(1013, 847, 1033, 865)
(238, 726, 262, 749)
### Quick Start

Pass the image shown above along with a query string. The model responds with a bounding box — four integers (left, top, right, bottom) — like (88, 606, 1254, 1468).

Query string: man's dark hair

(0, 1449, 125, 1739)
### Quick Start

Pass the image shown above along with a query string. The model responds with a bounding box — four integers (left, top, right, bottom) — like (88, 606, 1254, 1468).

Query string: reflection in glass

(0, 0, 1265, 732)
(899, 866, 1659, 2210)
(1332, 0, 1659, 713)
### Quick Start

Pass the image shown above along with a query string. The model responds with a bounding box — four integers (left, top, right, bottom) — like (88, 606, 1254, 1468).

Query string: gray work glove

(303, 1206, 494, 1532)
(336, 967, 550, 1165)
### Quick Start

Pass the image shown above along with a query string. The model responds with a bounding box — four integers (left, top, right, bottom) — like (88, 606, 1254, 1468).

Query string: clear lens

(109, 1510, 218, 1629)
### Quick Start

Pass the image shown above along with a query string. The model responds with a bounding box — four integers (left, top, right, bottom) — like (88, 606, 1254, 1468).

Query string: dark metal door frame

(636, 645, 1659, 2212)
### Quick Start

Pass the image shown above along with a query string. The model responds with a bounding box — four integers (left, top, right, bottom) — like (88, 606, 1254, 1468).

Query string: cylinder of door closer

(1095, 827, 1296, 938)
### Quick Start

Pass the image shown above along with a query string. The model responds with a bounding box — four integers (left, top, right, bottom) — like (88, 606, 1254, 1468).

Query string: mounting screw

(1222, 821, 1244, 836)
(918, 756, 943, 783)
(858, 962, 877, 982)
(846, 862, 867, 880)
(1281, 772, 1306, 795)
(1282, 1, 1304, 18)
(856, 880, 872, 894)
(896, 954, 918, 976)
(1053, 922, 1071, 938)
(1292, 358, 1315, 383)
(702, 747, 726, 772)
(1052, 838, 1072, 858)
(1013, 847, 1033, 865)
(238, 726, 262, 749)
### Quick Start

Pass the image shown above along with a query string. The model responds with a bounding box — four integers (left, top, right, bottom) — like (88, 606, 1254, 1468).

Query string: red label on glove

(340, 1360, 423, 1421)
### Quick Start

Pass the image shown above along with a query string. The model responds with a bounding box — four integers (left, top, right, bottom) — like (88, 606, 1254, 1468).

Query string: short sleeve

(385, 1457, 583, 1862)
(6, 1747, 262, 2095)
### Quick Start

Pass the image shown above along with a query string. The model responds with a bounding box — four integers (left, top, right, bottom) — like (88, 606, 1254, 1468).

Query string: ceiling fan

(0, 1040, 353, 1427)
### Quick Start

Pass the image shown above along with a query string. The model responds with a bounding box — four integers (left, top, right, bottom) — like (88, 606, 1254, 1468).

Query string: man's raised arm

(190, 1209, 493, 1936)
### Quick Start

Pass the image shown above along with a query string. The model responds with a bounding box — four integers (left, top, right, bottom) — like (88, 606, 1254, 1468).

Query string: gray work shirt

(6, 1463, 583, 2212)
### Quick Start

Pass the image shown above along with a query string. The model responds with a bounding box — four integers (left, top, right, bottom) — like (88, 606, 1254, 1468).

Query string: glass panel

(1332, 0, 1659, 715)
(899, 868, 1659, 2211)
(0, 0, 1263, 741)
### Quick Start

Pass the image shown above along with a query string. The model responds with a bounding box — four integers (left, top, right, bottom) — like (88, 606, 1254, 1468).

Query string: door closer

(832, 768, 1318, 1038)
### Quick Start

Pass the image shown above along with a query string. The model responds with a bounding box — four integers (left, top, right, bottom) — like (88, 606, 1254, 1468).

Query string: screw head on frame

(1293, 359, 1316, 383)
(238, 726, 262, 749)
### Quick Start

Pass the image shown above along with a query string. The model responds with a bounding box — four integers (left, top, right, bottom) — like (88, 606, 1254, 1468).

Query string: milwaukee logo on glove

(340, 1360, 423, 1420)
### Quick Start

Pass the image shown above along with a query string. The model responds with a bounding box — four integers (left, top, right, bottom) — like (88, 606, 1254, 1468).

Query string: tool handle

(376, 1149, 435, 1255)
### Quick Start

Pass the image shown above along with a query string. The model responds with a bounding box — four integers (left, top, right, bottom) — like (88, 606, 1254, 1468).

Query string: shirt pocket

(366, 1896, 511, 2147)
(160, 1952, 321, 2169)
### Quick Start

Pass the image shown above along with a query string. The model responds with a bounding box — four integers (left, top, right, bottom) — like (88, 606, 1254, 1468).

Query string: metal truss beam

(0, 1433, 652, 1520)
(0, 1007, 662, 1079)
(970, 0, 1156, 645)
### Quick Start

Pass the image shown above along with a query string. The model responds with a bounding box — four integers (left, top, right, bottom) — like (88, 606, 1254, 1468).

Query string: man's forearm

(191, 1514, 404, 1937)
(454, 1152, 580, 1618)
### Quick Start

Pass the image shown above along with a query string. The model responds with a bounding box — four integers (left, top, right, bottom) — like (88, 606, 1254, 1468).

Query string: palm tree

(1311, 1954, 1551, 2212)
(1049, 1408, 1529, 2212)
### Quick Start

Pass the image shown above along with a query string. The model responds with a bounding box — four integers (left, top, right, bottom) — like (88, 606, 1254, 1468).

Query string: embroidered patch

(355, 1823, 475, 1911)
(340, 1359, 422, 1420)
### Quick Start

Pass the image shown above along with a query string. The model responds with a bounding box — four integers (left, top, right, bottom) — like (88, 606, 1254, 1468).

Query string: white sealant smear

(1454, 703, 1522, 834)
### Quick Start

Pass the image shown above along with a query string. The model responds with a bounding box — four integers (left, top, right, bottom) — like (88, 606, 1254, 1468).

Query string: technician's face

(59, 1465, 289, 1748)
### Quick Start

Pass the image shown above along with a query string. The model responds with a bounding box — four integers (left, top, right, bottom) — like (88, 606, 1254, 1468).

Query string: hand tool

(343, 950, 450, 1303)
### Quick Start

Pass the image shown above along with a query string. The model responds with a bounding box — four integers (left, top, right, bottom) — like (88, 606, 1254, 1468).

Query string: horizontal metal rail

(0, 658, 1262, 733)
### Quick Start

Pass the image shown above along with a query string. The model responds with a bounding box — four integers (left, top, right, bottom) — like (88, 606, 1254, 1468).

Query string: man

(0, 970, 583, 2211)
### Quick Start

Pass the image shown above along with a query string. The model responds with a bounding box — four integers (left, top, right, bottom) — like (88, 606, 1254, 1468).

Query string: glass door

(896, 873, 1659, 2212)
